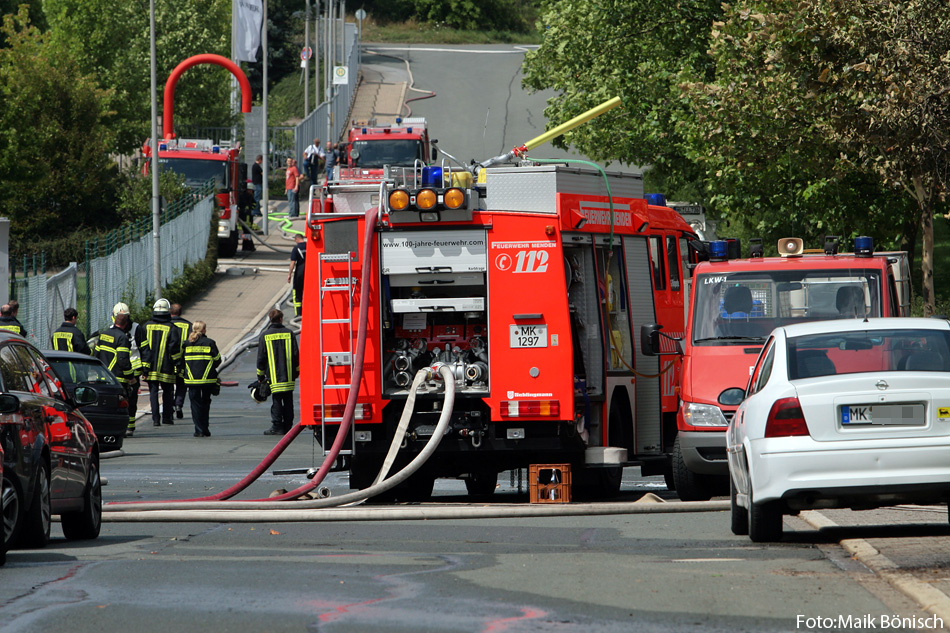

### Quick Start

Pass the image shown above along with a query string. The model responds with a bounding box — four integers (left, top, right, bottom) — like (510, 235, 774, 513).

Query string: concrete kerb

(801, 510, 950, 627)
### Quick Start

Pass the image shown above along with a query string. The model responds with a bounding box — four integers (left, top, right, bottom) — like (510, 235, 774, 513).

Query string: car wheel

(464, 470, 497, 498)
(748, 491, 783, 543)
(672, 436, 711, 501)
(1, 473, 21, 559)
(61, 459, 102, 540)
(22, 461, 50, 548)
(730, 478, 749, 536)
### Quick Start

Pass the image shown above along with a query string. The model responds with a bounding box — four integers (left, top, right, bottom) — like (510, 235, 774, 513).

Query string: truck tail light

(764, 397, 809, 437)
(500, 400, 560, 418)
(313, 403, 372, 423)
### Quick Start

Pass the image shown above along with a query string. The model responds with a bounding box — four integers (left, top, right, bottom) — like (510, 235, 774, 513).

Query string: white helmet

(153, 298, 171, 314)
(112, 302, 130, 316)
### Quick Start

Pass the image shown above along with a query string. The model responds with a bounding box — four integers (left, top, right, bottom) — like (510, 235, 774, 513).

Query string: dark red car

(0, 333, 101, 551)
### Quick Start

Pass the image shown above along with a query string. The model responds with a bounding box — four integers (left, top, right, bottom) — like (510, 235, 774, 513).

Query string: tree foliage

(0, 8, 118, 244)
(43, 0, 232, 154)
(521, 0, 722, 194)
(686, 0, 950, 313)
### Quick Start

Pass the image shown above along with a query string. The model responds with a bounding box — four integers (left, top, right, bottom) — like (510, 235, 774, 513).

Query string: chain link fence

(11, 181, 214, 349)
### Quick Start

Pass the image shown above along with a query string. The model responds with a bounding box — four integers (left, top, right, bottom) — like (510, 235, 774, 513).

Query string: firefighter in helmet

(143, 298, 182, 427)
(95, 312, 134, 429)
(257, 309, 299, 435)
(169, 303, 192, 419)
(112, 302, 148, 437)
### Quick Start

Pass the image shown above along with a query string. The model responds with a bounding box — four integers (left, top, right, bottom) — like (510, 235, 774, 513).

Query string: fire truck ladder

(317, 251, 359, 460)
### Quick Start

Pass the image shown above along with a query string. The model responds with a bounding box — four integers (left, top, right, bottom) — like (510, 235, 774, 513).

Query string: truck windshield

(350, 140, 423, 168)
(692, 269, 883, 345)
(158, 158, 228, 189)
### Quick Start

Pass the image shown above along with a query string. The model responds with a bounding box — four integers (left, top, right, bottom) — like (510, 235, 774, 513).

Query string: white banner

(234, 0, 263, 62)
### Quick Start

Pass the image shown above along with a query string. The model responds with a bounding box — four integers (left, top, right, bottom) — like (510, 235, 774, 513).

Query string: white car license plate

(841, 403, 925, 426)
(510, 324, 547, 348)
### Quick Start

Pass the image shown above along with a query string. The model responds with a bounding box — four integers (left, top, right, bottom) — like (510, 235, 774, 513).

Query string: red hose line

(257, 205, 379, 501)
(106, 206, 380, 507)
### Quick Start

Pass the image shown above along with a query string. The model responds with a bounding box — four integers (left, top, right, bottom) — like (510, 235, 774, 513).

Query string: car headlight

(683, 402, 728, 427)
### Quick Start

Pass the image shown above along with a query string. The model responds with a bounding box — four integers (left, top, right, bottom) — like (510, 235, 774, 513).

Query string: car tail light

(313, 403, 372, 423)
(500, 400, 560, 418)
(764, 397, 809, 437)
(118, 397, 129, 410)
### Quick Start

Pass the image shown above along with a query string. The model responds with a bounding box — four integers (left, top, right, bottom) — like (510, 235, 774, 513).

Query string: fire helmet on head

(153, 298, 171, 314)
(112, 302, 130, 317)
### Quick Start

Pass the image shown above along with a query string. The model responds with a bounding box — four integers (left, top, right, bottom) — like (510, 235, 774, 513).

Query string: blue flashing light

(395, 117, 403, 124)
(422, 166, 443, 187)
(158, 143, 168, 151)
(212, 145, 221, 154)
(709, 240, 729, 261)
(854, 235, 874, 258)
(362, 127, 367, 134)
(645, 193, 667, 207)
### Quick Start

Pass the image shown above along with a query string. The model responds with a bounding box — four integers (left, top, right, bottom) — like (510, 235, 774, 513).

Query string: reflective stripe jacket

(0, 316, 26, 337)
(143, 314, 182, 383)
(171, 317, 192, 355)
(256, 323, 299, 393)
(95, 325, 133, 383)
(183, 335, 221, 385)
(52, 322, 91, 355)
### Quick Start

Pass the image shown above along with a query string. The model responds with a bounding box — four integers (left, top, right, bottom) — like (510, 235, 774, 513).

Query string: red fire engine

(642, 236, 911, 500)
(338, 117, 435, 181)
(299, 163, 698, 498)
(142, 138, 246, 257)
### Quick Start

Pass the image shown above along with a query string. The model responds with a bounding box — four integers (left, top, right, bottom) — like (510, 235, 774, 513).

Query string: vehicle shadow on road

(783, 522, 950, 544)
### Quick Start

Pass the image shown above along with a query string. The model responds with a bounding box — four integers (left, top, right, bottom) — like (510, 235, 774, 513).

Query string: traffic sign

(355, 9, 367, 20)
(301, 47, 312, 61)
(333, 66, 349, 85)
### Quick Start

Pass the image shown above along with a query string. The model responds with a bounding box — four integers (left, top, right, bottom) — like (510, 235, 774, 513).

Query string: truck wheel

(465, 471, 497, 498)
(672, 436, 712, 501)
(218, 232, 239, 258)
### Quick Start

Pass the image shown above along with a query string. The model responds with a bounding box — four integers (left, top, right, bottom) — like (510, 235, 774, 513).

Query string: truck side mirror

(640, 323, 662, 357)
(431, 145, 438, 160)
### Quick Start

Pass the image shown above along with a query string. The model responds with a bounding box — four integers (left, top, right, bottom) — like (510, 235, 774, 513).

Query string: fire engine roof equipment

(478, 96, 622, 170)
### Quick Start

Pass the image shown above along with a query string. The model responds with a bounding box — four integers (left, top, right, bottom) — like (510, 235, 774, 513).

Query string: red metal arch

(163, 54, 253, 139)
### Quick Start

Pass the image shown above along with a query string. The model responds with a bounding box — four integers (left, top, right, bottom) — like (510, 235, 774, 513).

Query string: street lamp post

(150, 0, 162, 301)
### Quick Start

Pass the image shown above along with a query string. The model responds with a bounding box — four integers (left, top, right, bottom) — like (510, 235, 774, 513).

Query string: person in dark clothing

(288, 233, 306, 317)
(0, 303, 26, 337)
(257, 309, 299, 435)
(143, 298, 182, 427)
(52, 307, 91, 354)
(112, 302, 148, 437)
(170, 303, 192, 419)
(95, 312, 134, 430)
(251, 154, 264, 218)
(183, 320, 221, 438)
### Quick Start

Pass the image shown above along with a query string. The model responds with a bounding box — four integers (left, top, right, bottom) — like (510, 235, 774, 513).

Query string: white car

(727, 317, 950, 542)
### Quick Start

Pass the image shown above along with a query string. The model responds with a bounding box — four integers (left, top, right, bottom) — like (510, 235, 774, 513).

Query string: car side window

(27, 348, 67, 400)
(0, 345, 28, 392)
(11, 345, 51, 397)
(748, 339, 775, 396)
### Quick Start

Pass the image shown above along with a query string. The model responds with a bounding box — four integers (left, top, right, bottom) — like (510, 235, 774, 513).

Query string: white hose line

(101, 500, 730, 523)
(105, 366, 456, 513)
(372, 370, 427, 486)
